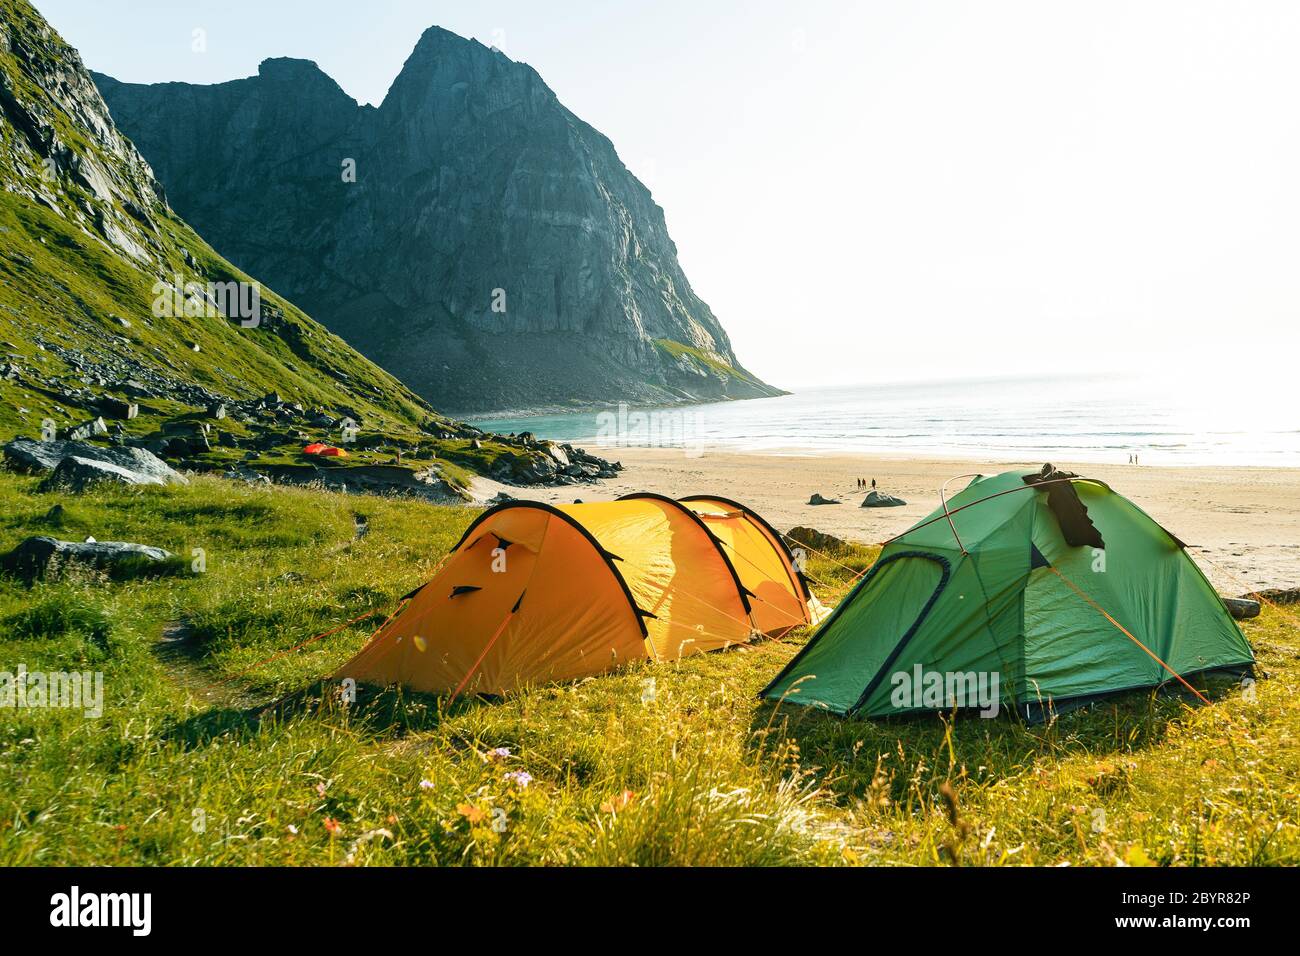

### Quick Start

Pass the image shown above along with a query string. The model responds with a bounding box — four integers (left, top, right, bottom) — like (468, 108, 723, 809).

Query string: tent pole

(939, 474, 982, 555)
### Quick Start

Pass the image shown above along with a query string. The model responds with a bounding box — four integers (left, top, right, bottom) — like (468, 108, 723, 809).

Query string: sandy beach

(473, 447, 1300, 594)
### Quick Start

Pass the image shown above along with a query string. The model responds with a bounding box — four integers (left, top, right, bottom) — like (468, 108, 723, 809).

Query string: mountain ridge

(93, 26, 784, 415)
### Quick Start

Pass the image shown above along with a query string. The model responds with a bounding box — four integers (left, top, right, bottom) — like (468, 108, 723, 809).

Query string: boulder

(541, 441, 570, 468)
(3, 438, 188, 485)
(1, 535, 173, 581)
(862, 491, 907, 508)
(39, 455, 167, 492)
(1255, 587, 1300, 605)
(808, 493, 841, 506)
(1223, 597, 1261, 620)
(786, 526, 848, 553)
(97, 396, 138, 420)
(64, 416, 108, 441)
(223, 466, 272, 486)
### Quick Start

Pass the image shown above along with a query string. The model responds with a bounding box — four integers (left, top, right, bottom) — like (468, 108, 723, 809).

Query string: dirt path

(154, 621, 263, 710)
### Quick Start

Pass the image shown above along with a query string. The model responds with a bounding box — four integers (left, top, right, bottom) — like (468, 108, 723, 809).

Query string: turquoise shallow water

(471, 374, 1300, 467)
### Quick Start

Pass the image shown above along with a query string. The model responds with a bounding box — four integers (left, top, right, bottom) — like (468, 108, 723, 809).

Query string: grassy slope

(0, 189, 431, 435)
(652, 337, 768, 389)
(0, 470, 1295, 866)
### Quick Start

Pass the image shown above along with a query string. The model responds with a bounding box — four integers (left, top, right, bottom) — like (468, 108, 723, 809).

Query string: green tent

(762, 467, 1254, 719)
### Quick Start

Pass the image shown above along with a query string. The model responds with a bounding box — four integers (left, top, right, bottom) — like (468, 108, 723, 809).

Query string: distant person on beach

(871, 478, 877, 491)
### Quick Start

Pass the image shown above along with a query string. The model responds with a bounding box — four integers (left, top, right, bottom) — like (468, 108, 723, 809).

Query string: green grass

(653, 338, 766, 388)
(0, 469, 1296, 865)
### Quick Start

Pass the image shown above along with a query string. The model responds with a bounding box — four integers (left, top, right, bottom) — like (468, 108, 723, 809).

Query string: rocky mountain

(93, 27, 782, 415)
(0, 0, 616, 496)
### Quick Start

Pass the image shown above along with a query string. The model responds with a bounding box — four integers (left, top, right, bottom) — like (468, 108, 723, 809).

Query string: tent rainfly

(336, 494, 822, 697)
(762, 467, 1255, 719)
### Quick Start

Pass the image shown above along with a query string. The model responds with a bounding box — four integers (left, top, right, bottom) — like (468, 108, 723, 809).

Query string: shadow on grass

(748, 671, 1248, 802)
(154, 675, 492, 752)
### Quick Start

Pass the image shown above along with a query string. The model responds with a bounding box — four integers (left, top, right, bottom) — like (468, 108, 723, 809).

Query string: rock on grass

(38, 455, 166, 492)
(3, 438, 187, 485)
(1, 536, 176, 582)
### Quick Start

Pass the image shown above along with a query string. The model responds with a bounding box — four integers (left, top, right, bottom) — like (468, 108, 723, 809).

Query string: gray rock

(1223, 597, 1261, 620)
(862, 491, 907, 508)
(64, 416, 108, 441)
(542, 441, 570, 468)
(3, 438, 188, 485)
(786, 526, 848, 553)
(808, 493, 841, 506)
(223, 466, 272, 486)
(96, 396, 138, 419)
(39, 454, 167, 492)
(1, 536, 173, 581)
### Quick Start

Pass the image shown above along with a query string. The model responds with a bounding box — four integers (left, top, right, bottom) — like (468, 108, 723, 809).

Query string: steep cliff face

(94, 27, 782, 415)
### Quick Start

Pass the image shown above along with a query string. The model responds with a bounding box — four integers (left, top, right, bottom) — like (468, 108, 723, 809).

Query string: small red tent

(303, 443, 348, 458)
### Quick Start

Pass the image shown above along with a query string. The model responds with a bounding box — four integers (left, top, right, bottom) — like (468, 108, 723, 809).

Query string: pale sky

(38, 0, 1300, 390)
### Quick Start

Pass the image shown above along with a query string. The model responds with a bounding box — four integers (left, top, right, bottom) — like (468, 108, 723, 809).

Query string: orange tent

(303, 443, 348, 457)
(336, 495, 817, 697)
(677, 495, 822, 638)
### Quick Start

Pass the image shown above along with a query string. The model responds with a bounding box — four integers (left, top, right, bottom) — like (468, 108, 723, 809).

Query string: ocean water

(471, 373, 1300, 467)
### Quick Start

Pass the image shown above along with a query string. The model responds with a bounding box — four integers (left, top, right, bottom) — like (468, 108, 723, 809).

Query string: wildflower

(323, 817, 341, 836)
(600, 790, 637, 813)
(456, 803, 486, 824)
(286, 824, 299, 835)
(315, 782, 328, 797)
(504, 770, 533, 789)
(419, 779, 435, 790)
